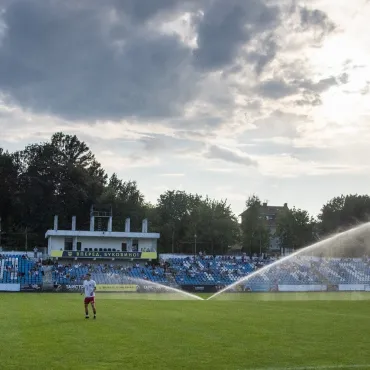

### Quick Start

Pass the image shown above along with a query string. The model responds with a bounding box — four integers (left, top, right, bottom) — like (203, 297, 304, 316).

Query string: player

(81, 273, 97, 319)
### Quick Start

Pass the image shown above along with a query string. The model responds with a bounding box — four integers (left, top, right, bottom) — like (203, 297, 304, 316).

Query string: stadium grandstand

(2, 252, 370, 292)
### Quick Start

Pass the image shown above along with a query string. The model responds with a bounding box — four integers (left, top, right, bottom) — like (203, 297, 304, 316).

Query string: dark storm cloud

(295, 92, 322, 107)
(256, 79, 298, 99)
(205, 145, 257, 166)
(193, 0, 279, 71)
(246, 35, 278, 75)
(138, 134, 205, 156)
(140, 136, 169, 152)
(257, 73, 347, 101)
(298, 75, 348, 93)
(0, 0, 196, 120)
(114, 0, 200, 22)
(338, 73, 349, 84)
(299, 7, 335, 34)
(0, 0, 335, 121)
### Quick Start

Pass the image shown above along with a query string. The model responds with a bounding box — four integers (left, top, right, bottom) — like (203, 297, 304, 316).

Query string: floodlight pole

(194, 233, 197, 256)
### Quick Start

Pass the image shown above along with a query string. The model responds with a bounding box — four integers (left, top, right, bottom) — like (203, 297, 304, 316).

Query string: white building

(46, 209, 159, 260)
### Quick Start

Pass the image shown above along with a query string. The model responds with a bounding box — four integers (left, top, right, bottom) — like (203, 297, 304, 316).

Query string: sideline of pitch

(242, 364, 370, 370)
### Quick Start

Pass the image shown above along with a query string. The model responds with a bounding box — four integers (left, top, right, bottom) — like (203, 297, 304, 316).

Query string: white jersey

(83, 279, 96, 298)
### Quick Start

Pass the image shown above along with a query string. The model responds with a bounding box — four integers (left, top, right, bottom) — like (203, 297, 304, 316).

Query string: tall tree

(318, 194, 370, 234)
(0, 148, 20, 239)
(99, 174, 145, 232)
(241, 195, 270, 255)
(195, 197, 240, 255)
(275, 207, 316, 253)
(10, 133, 107, 244)
(156, 190, 202, 253)
(154, 191, 239, 254)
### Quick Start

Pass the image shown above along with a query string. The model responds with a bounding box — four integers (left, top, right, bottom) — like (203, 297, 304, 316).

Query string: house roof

(239, 203, 288, 217)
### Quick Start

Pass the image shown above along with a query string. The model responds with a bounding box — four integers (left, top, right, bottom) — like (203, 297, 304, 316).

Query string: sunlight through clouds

(0, 0, 370, 215)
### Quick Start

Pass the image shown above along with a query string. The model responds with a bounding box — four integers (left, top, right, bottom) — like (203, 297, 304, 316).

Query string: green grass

(1, 292, 370, 370)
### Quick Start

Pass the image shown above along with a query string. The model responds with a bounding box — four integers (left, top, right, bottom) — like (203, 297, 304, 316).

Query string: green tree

(241, 195, 270, 255)
(0, 148, 20, 244)
(155, 190, 202, 253)
(276, 207, 316, 253)
(189, 197, 240, 255)
(10, 133, 107, 245)
(99, 174, 145, 232)
(318, 194, 370, 234)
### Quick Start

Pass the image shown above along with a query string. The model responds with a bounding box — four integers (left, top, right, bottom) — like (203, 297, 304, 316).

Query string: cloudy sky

(0, 0, 369, 218)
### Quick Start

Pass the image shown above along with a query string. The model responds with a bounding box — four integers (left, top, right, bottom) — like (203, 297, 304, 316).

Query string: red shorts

(84, 296, 95, 305)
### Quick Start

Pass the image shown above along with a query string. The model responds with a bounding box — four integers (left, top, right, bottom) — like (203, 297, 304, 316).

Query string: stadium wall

(10, 283, 370, 293)
(0, 283, 20, 292)
(19, 283, 170, 293)
(181, 285, 219, 293)
(278, 285, 327, 292)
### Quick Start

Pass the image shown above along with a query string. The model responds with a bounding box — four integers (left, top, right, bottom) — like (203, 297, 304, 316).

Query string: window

(77, 242, 82, 251)
(122, 242, 127, 251)
(132, 239, 138, 252)
(64, 237, 73, 251)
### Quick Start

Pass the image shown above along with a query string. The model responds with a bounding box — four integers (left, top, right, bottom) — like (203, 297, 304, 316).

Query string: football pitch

(1, 292, 370, 370)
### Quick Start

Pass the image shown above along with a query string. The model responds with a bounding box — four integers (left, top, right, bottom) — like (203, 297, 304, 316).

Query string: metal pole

(171, 229, 175, 253)
(259, 230, 262, 256)
(194, 234, 197, 256)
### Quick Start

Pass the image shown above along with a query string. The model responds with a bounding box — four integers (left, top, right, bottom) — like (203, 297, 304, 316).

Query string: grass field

(1, 292, 370, 370)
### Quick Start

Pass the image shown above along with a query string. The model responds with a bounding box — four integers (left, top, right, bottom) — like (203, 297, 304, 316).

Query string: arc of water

(132, 277, 205, 300)
(99, 274, 205, 300)
(207, 222, 370, 300)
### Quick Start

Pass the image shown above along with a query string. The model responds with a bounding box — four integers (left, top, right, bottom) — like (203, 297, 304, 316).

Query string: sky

(0, 0, 370, 219)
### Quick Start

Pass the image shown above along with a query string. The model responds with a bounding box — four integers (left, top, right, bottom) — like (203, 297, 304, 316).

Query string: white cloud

(159, 173, 185, 177)
(97, 151, 161, 171)
(1, 0, 370, 217)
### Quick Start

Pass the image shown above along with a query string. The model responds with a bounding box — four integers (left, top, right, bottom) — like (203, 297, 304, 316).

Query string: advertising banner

(50, 251, 157, 260)
(244, 284, 272, 292)
(0, 283, 20, 291)
(64, 284, 84, 292)
(181, 285, 218, 293)
(26, 284, 83, 292)
(21, 283, 172, 293)
(278, 285, 327, 292)
(338, 284, 365, 291)
(327, 284, 339, 292)
(21, 284, 43, 292)
(96, 284, 138, 292)
(137, 284, 173, 293)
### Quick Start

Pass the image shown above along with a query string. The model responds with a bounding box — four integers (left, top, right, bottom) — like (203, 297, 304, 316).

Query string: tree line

(1, 133, 369, 255)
